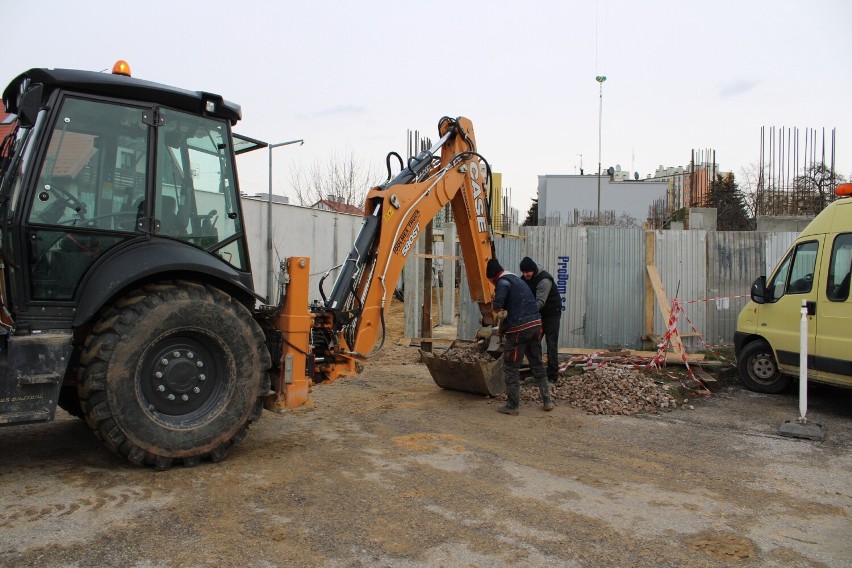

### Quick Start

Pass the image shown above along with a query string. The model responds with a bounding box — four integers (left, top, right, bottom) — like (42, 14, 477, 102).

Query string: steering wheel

(36, 183, 88, 224)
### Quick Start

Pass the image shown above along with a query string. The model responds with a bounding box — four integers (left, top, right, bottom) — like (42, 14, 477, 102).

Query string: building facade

(537, 170, 668, 227)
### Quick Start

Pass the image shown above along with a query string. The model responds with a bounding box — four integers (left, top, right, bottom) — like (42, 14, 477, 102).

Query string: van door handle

(806, 301, 816, 315)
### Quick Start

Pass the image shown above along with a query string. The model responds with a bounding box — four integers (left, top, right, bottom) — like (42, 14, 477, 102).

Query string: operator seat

(158, 195, 180, 236)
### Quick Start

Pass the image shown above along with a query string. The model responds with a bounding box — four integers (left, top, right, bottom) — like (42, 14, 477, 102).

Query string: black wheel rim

(140, 333, 225, 420)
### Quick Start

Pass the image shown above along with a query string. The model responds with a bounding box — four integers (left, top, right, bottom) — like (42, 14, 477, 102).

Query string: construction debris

(441, 341, 495, 363)
(496, 366, 678, 416)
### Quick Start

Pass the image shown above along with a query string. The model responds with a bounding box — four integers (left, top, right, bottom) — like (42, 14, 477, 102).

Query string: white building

(537, 169, 668, 226)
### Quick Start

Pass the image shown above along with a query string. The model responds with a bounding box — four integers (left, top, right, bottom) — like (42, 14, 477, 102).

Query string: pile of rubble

(518, 366, 678, 415)
(441, 343, 496, 363)
(430, 339, 680, 416)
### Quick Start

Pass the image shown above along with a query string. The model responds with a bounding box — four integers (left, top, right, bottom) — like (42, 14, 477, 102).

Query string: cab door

(815, 232, 852, 385)
(25, 97, 149, 302)
(759, 239, 821, 374)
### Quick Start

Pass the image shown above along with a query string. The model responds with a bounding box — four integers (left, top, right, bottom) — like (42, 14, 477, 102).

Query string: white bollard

(778, 300, 824, 439)
(799, 299, 808, 422)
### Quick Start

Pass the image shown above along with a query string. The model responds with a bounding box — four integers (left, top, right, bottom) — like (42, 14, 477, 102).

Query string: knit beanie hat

(486, 258, 503, 279)
(519, 257, 537, 273)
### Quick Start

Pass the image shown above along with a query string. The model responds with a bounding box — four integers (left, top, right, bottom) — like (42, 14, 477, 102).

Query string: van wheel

(737, 340, 790, 393)
(78, 281, 271, 469)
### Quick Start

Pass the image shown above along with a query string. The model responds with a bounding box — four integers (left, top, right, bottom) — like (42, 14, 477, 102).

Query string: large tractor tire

(78, 281, 271, 469)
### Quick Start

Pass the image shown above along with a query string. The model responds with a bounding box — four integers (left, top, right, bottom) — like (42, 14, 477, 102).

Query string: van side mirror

(751, 275, 767, 304)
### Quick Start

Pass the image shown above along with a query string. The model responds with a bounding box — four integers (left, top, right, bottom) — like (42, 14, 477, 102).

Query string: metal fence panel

(585, 227, 645, 349)
(704, 231, 764, 347)
(765, 232, 799, 276)
(522, 226, 589, 349)
(655, 230, 707, 352)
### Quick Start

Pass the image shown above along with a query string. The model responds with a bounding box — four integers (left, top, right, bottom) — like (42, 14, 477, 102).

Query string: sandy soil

(1, 298, 850, 567)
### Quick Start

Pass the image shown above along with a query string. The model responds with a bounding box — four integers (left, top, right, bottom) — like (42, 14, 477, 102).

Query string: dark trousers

(503, 325, 547, 390)
(541, 312, 561, 381)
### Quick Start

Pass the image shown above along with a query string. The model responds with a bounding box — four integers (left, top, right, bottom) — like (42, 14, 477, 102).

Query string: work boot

(499, 383, 520, 415)
(498, 404, 519, 416)
(539, 378, 555, 411)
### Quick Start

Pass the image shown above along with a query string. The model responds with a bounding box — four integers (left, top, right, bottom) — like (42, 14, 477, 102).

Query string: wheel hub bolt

(157, 385, 165, 392)
(193, 387, 201, 393)
(173, 351, 181, 358)
(161, 358, 169, 365)
(187, 352, 195, 359)
(181, 394, 189, 401)
(199, 374, 206, 381)
(196, 361, 204, 368)
(167, 394, 175, 400)
(154, 371, 163, 378)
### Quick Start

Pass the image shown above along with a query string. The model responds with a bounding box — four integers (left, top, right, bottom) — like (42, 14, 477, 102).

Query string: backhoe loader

(0, 62, 499, 468)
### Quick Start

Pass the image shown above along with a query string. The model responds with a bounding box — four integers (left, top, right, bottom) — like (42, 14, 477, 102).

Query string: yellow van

(735, 183, 852, 392)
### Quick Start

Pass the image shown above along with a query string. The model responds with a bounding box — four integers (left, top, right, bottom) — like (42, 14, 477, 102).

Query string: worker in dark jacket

(486, 258, 554, 415)
(520, 256, 563, 383)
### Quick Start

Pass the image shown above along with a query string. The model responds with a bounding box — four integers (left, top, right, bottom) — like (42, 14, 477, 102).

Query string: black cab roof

(3, 67, 241, 125)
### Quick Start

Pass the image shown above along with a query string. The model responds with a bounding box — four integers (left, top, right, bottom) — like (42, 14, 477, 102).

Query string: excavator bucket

(421, 339, 505, 396)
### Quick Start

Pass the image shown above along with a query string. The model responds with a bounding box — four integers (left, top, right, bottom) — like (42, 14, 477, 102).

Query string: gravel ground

(1, 300, 850, 568)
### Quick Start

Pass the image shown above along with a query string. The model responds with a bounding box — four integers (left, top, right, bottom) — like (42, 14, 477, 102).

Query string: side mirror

(17, 83, 43, 128)
(751, 275, 767, 304)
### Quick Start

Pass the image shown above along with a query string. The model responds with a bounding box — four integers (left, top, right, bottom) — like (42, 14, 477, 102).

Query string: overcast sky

(3, 0, 850, 214)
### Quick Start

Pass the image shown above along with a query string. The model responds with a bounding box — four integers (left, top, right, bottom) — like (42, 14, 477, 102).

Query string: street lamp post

(267, 138, 304, 302)
(595, 75, 606, 225)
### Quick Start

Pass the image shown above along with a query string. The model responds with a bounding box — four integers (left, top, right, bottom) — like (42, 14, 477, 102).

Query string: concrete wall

(756, 215, 814, 232)
(241, 196, 363, 304)
(537, 174, 668, 226)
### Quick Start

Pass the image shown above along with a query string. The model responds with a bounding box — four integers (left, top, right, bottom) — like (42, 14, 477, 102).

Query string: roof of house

(0, 112, 16, 142)
(311, 199, 363, 215)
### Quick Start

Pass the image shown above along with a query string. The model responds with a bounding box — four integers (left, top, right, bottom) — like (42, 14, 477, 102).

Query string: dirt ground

(1, 298, 850, 568)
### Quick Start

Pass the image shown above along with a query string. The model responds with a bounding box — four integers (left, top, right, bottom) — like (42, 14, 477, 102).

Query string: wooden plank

(556, 347, 705, 362)
(645, 265, 685, 354)
(693, 367, 717, 383)
(644, 231, 655, 343)
(403, 337, 456, 346)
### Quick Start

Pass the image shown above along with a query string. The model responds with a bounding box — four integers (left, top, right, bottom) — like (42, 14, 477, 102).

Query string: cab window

(827, 234, 852, 302)
(767, 240, 818, 300)
(155, 108, 246, 270)
(26, 98, 146, 300)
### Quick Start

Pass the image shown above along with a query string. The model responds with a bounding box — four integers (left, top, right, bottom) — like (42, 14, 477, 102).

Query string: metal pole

(799, 299, 808, 421)
(595, 75, 606, 225)
(267, 138, 304, 302)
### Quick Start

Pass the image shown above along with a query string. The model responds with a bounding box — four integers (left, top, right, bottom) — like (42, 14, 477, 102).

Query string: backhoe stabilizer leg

(266, 257, 314, 411)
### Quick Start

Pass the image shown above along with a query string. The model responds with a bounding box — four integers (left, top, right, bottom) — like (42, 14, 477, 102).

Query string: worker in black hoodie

(519, 256, 562, 383)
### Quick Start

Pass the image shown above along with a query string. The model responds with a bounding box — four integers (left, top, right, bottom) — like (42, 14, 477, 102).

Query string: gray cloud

(718, 79, 759, 98)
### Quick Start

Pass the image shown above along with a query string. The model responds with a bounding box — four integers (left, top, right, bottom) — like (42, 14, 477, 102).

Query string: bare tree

(290, 146, 380, 209)
(794, 163, 846, 215)
(738, 162, 765, 219)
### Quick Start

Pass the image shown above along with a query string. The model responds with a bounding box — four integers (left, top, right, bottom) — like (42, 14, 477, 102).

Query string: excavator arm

(265, 117, 497, 410)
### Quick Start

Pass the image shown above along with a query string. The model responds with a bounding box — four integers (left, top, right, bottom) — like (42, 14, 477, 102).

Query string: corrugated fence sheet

(446, 227, 806, 352)
(522, 226, 589, 349)
(765, 232, 799, 275)
(704, 231, 764, 347)
(585, 228, 644, 349)
(655, 230, 707, 352)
